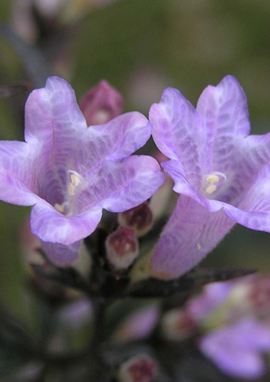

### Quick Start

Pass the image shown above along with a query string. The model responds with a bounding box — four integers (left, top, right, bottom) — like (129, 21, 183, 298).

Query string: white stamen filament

(67, 170, 83, 196)
(54, 170, 84, 215)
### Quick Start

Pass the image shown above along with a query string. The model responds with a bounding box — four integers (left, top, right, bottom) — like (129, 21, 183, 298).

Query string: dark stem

(88, 298, 112, 381)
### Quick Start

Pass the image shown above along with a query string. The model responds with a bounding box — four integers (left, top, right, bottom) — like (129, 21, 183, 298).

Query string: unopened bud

(161, 309, 196, 341)
(118, 202, 153, 237)
(248, 276, 270, 315)
(80, 80, 123, 125)
(118, 354, 158, 382)
(106, 227, 139, 270)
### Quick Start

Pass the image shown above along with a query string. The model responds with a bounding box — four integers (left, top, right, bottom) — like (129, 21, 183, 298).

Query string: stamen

(67, 170, 82, 196)
(203, 172, 227, 196)
(54, 203, 66, 213)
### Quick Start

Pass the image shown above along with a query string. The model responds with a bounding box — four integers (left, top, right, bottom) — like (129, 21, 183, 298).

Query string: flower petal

(101, 155, 165, 212)
(81, 112, 151, 167)
(222, 164, 270, 232)
(162, 160, 206, 206)
(150, 88, 202, 187)
(151, 196, 234, 280)
(25, 76, 87, 143)
(41, 240, 81, 266)
(30, 200, 102, 245)
(0, 141, 39, 205)
(196, 75, 250, 174)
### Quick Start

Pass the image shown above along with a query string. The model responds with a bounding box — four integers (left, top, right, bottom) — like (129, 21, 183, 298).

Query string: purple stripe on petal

(101, 155, 165, 213)
(150, 88, 202, 188)
(25, 76, 87, 143)
(151, 196, 234, 280)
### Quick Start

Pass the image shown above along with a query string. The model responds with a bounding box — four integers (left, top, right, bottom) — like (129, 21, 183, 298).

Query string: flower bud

(113, 305, 159, 343)
(58, 298, 92, 329)
(105, 227, 139, 270)
(161, 309, 196, 341)
(80, 80, 123, 125)
(118, 354, 158, 382)
(118, 202, 153, 237)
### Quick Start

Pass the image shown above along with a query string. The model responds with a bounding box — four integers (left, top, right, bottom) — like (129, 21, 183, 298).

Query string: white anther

(205, 184, 218, 195)
(67, 170, 82, 196)
(203, 171, 227, 196)
(206, 174, 220, 184)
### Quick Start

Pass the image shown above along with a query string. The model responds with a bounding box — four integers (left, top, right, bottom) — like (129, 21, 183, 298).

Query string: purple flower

(200, 319, 270, 379)
(149, 75, 270, 279)
(0, 76, 164, 265)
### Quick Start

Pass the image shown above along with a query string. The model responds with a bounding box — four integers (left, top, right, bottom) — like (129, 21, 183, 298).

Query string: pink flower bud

(79, 80, 123, 125)
(118, 202, 153, 237)
(105, 227, 139, 270)
(118, 354, 158, 382)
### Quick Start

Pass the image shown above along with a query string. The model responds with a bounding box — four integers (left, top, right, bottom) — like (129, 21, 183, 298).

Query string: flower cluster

(1, 74, 270, 277)
(2, 74, 270, 381)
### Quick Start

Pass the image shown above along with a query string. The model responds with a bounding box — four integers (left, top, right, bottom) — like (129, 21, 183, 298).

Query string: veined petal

(81, 112, 151, 168)
(25, 76, 87, 143)
(24, 77, 88, 206)
(162, 160, 207, 207)
(101, 155, 165, 212)
(41, 240, 81, 266)
(204, 132, 270, 206)
(0, 141, 39, 205)
(151, 196, 234, 280)
(196, 75, 250, 173)
(150, 88, 202, 187)
(222, 164, 270, 232)
(30, 200, 102, 245)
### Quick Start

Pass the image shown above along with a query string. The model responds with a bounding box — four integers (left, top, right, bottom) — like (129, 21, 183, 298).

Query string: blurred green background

(0, 0, 269, 317)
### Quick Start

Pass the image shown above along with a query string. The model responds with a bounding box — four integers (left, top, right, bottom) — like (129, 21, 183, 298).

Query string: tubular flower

(150, 75, 270, 279)
(0, 76, 164, 265)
